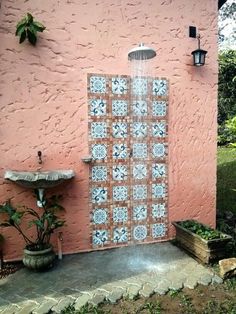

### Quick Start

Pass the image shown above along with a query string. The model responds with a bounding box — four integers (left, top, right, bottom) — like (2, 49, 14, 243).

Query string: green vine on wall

(15, 13, 45, 46)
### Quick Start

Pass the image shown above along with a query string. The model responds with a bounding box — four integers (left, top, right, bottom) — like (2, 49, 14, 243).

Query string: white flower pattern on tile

(113, 186, 128, 201)
(91, 122, 107, 139)
(92, 208, 108, 224)
(92, 187, 108, 203)
(133, 225, 147, 241)
(112, 100, 128, 116)
(152, 164, 166, 179)
(152, 223, 166, 238)
(113, 144, 128, 159)
(153, 79, 167, 96)
(152, 143, 165, 158)
(112, 77, 128, 94)
(90, 76, 106, 93)
(92, 166, 108, 182)
(152, 101, 166, 116)
(113, 207, 128, 222)
(133, 185, 147, 200)
(133, 143, 147, 159)
(152, 183, 166, 198)
(132, 101, 147, 116)
(152, 122, 166, 138)
(93, 230, 108, 245)
(91, 144, 107, 160)
(112, 122, 128, 138)
(152, 204, 166, 218)
(113, 227, 128, 243)
(133, 205, 147, 221)
(133, 164, 147, 180)
(90, 99, 107, 116)
(113, 165, 128, 181)
(132, 77, 148, 95)
(132, 122, 147, 138)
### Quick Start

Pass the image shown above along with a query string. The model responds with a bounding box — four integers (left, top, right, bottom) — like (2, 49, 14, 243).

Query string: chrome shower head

(128, 43, 156, 60)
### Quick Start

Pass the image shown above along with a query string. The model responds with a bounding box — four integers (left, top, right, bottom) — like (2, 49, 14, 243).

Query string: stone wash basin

(4, 170, 75, 189)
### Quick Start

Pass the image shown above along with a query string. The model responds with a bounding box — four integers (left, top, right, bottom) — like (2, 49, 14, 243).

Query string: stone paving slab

(0, 242, 220, 313)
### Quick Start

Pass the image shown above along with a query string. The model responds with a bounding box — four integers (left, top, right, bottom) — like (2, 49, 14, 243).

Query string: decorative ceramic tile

(112, 122, 128, 138)
(152, 164, 166, 179)
(90, 99, 107, 116)
(152, 183, 166, 199)
(91, 122, 107, 139)
(132, 77, 148, 95)
(113, 165, 128, 181)
(92, 208, 108, 224)
(133, 205, 147, 221)
(92, 187, 108, 203)
(133, 164, 147, 180)
(113, 144, 128, 159)
(132, 122, 147, 138)
(112, 100, 128, 116)
(113, 227, 128, 243)
(152, 143, 166, 158)
(152, 79, 167, 96)
(152, 203, 166, 219)
(92, 166, 108, 182)
(112, 77, 128, 95)
(133, 143, 147, 159)
(113, 207, 128, 223)
(133, 185, 147, 200)
(152, 223, 166, 238)
(93, 230, 108, 245)
(113, 186, 128, 201)
(132, 101, 147, 116)
(91, 144, 107, 160)
(152, 101, 167, 117)
(152, 122, 166, 138)
(133, 225, 147, 241)
(90, 76, 106, 93)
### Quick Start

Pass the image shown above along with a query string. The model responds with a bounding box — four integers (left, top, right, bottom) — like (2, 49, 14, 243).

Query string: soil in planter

(0, 261, 23, 279)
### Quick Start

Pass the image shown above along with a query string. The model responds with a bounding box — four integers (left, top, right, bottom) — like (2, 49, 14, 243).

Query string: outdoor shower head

(128, 43, 156, 60)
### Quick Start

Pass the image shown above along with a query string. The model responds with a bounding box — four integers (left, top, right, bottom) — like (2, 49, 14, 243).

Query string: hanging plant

(15, 13, 46, 46)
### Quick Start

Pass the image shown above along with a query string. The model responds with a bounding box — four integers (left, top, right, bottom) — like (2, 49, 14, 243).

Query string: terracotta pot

(23, 246, 55, 271)
(172, 221, 232, 264)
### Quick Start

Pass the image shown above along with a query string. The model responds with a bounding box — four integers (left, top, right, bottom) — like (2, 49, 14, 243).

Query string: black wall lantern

(189, 26, 207, 66)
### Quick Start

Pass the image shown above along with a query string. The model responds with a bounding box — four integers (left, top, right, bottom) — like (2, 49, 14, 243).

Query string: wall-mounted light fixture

(189, 26, 207, 66)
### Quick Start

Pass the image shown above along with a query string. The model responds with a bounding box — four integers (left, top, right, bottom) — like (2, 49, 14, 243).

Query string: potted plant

(0, 194, 65, 271)
(172, 220, 232, 264)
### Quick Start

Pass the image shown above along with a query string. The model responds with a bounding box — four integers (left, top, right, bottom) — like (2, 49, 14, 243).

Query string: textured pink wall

(0, 0, 218, 260)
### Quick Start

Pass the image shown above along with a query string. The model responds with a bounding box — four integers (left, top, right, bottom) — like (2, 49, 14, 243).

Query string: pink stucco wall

(0, 0, 218, 260)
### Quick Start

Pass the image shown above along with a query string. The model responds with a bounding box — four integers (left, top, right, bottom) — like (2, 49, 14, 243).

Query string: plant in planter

(0, 193, 64, 270)
(15, 13, 46, 45)
(172, 220, 232, 264)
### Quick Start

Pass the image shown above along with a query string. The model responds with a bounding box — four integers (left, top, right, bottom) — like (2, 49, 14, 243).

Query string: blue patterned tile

(152, 223, 166, 238)
(91, 122, 107, 139)
(93, 230, 109, 245)
(113, 227, 128, 243)
(152, 79, 167, 96)
(152, 143, 166, 158)
(92, 166, 108, 182)
(133, 185, 147, 200)
(92, 208, 108, 224)
(92, 187, 108, 203)
(132, 77, 148, 95)
(152, 203, 166, 218)
(90, 76, 106, 93)
(133, 143, 147, 159)
(113, 207, 128, 222)
(152, 183, 166, 199)
(133, 225, 147, 241)
(90, 99, 107, 116)
(132, 122, 147, 138)
(91, 144, 107, 160)
(113, 165, 128, 181)
(113, 144, 128, 159)
(152, 101, 167, 117)
(112, 122, 128, 138)
(112, 100, 128, 116)
(132, 100, 147, 116)
(152, 164, 166, 179)
(113, 186, 128, 201)
(133, 205, 147, 221)
(112, 77, 128, 95)
(152, 122, 166, 137)
(133, 164, 147, 180)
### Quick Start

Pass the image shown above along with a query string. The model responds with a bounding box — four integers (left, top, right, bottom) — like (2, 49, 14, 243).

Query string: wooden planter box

(172, 221, 232, 264)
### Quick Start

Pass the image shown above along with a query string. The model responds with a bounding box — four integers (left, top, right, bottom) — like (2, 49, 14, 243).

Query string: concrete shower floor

(0, 242, 222, 314)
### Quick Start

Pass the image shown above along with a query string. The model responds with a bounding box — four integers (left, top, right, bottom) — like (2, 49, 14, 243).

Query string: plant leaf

(19, 30, 27, 43)
(32, 21, 46, 32)
(16, 17, 27, 30)
(27, 13, 33, 24)
(27, 30, 37, 45)
(15, 24, 26, 36)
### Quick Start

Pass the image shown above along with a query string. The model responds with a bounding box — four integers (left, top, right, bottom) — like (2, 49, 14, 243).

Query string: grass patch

(217, 147, 236, 213)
